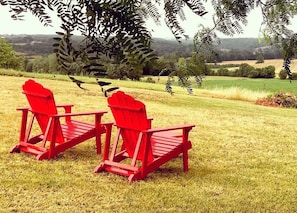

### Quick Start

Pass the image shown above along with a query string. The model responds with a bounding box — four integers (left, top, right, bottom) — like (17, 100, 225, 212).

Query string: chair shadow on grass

(52, 142, 99, 161)
(127, 157, 217, 183)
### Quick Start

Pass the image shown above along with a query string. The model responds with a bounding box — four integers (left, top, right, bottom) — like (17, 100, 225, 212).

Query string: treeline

(208, 63, 276, 78)
(2, 35, 283, 62)
(0, 35, 285, 82)
(3, 34, 83, 56)
(153, 38, 283, 61)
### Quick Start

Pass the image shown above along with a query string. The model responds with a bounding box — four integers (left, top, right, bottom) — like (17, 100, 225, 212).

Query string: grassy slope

(1, 75, 297, 212)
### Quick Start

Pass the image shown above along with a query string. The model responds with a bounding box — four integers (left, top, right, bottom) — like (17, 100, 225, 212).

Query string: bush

(279, 70, 297, 80)
(248, 66, 275, 78)
(144, 77, 155, 83)
(106, 63, 143, 80)
(217, 68, 230, 76)
(209, 63, 275, 79)
(291, 73, 297, 80)
(279, 69, 287, 79)
(256, 91, 297, 108)
(236, 63, 255, 77)
(25, 61, 33, 72)
(207, 63, 239, 69)
(256, 55, 264, 63)
(262, 65, 275, 78)
(106, 64, 128, 79)
(248, 69, 260, 78)
(208, 69, 216, 76)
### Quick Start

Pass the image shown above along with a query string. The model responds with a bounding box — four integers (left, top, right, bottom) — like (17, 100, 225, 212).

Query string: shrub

(256, 91, 297, 108)
(291, 73, 297, 80)
(207, 63, 239, 69)
(236, 63, 255, 77)
(127, 69, 142, 80)
(228, 70, 238, 77)
(217, 68, 230, 76)
(279, 70, 297, 81)
(144, 77, 155, 83)
(208, 69, 216, 76)
(248, 66, 275, 78)
(25, 61, 33, 72)
(256, 55, 264, 63)
(279, 69, 287, 79)
(248, 69, 260, 78)
(106, 64, 128, 79)
(262, 65, 275, 78)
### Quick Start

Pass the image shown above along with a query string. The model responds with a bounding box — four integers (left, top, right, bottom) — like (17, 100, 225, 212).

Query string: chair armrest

(145, 124, 195, 134)
(16, 107, 30, 111)
(51, 111, 107, 118)
(56, 104, 74, 120)
(56, 104, 74, 108)
(102, 121, 114, 126)
(147, 117, 153, 128)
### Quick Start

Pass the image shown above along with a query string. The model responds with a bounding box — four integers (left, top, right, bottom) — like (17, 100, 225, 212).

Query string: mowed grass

(201, 76, 297, 95)
(1, 74, 297, 212)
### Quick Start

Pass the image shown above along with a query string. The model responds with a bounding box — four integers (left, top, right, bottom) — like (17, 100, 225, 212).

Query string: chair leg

(101, 123, 113, 160)
(95, 134, 102, 155)
(9, 145, 21, 153)
(182, 129, 191, 172)
(18, 109, 29, 144)
(183, 149, 189, 172)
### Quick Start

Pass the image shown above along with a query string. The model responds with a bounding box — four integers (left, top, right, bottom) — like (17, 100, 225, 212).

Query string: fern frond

(183, 0, 206, 16)
(164, 0, 189, 41)
(138, 0, 161, 23)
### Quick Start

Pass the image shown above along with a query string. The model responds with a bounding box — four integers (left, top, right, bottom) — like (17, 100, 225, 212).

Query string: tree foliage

(0, 37, 23, 69)
(1, 0, 297, 83)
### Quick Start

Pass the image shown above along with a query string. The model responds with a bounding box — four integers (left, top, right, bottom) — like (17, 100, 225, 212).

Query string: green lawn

(202, 76, 297, 93)
(2, 68, 297, 94)
(1, 73, 297, 212)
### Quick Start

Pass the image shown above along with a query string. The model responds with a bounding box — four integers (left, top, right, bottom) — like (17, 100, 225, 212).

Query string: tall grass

(1, 75, 297, 212)
(198, 86, 269, 102)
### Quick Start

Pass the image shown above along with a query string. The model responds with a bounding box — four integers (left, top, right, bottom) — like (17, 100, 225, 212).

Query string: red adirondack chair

(10, 79, 109, 160)
(94, 91, 195, 182)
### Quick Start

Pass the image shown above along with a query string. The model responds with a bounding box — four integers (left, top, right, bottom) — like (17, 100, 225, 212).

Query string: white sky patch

(0, 6, 61, 35)
(0, 5, 296, 39)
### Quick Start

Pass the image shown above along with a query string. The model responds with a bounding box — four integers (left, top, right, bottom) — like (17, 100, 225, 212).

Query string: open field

(202, 76, 297, 93)
(1, 75, 297, 212)
(217, 59, 297, 74)
(3, 68, 297, 102)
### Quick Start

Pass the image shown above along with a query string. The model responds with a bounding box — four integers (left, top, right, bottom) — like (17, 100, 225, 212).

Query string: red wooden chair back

(22, 80, 64, 143)
(108, 91, 153, 162)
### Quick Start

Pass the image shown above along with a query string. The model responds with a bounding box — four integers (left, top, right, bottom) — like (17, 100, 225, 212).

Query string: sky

(0, 4, 295, 39)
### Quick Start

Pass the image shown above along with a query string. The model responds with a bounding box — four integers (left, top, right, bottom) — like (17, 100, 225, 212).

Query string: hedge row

(209, 63, 276, 78)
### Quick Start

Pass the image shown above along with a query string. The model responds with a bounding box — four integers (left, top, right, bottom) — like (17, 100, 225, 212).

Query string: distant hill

(1, 34, 83, 56)
(1, 34, 282, 61)
(152, 37, 270, 52)
(219, 38, 267, 50)
(151, 37, 282, 60)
